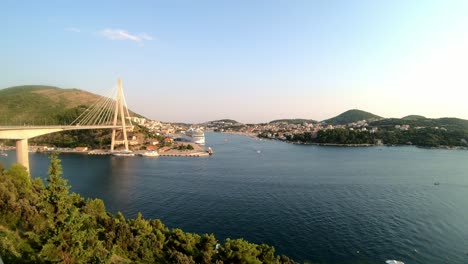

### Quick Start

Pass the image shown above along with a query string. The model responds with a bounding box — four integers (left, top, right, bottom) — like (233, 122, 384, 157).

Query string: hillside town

(201, 116, 467, 149)
(203, 119, 381, 140)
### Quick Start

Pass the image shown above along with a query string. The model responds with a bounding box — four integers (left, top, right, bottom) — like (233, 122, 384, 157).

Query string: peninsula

(203, 110, 468, 149)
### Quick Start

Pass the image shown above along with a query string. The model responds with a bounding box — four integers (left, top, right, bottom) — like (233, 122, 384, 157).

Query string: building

(146, 145, 158, 151)
(74, 146, 88, 152)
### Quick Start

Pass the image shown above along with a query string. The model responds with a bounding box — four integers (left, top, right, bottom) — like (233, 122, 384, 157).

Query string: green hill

(323, 109, 382, 125)
(269, 119, 317, 124)
(0, 85, 145, 148)
(208, 119, 240, 124)
(402, 115, 426, 120)
(0, 85, 102, 125)
(370, 117, 468, 131)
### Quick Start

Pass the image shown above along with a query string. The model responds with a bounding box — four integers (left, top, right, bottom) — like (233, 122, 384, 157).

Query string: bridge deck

(0, 125, 131, 130)
(0, 125, 133, 140)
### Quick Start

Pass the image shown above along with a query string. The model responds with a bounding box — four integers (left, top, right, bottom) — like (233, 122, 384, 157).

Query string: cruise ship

(186, 127, 205, 145)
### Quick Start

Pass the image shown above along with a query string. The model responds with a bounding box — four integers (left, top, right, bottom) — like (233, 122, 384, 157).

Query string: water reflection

(106, 156, 138, 214)
(1, 134, 468, 263)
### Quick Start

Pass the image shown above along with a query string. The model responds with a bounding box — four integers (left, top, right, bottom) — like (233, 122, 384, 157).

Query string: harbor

(1, 126, 213, 158)
(2, 132, 468, 264)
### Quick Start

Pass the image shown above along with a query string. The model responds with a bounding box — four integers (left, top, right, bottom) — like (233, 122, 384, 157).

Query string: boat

(112, 150, 135, 157)
(185, 127, 205, 145)
(140, 150, 159, 157)
(0, 152, 7, 157)
(207, 147, 213, 155)
(385, 260, 404, 264)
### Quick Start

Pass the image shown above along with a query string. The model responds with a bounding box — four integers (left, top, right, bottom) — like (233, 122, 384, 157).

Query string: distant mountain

(402, 115, 426, 120)
(323, 109, 382, 125)
(269, 119, 317, 124)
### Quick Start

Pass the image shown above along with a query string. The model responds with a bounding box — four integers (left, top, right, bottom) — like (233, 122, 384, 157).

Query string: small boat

(386, 260, 404, 264)
(140, 150, 159, 157)
(112, 150, 135, 157)
(207, 147, 213, 155)
(0, 152, 7, 157)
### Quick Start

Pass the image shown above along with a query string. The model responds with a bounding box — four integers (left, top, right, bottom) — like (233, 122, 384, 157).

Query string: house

(146, 145, 158, 151)
(164, 138, 174, 144)
(400, 125, 410, 131)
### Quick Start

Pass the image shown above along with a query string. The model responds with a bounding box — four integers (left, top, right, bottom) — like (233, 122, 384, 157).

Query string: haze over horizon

(2, 0, 468, 123)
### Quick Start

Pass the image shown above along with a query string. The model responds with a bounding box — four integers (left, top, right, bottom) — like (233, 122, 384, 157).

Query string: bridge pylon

(0, 78, 134, 172)
(110, 79, 132, 152)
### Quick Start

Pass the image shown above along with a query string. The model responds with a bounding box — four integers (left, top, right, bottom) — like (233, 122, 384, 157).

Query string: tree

(38, 152, 108, 263)
(0, 157, 297, 263)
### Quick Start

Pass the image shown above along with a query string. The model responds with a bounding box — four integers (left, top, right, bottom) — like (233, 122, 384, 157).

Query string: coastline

(216, 131, 468, 150)
(0, 147, 212, 157)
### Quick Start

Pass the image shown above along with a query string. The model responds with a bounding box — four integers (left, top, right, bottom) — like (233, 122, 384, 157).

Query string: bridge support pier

(16, 139, 29, 172)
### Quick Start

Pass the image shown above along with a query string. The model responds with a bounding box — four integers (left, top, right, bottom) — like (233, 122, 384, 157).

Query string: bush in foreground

(0, 154, 295, 263)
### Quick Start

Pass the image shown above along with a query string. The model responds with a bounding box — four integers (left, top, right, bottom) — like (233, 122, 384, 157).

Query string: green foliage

(5, 164, 31, 195)
(376, 128, 468, 147)
(402, 115, 426, 120)
(314, 129, 373, 144)
(290, 126, 468, 147)
(209, 119, 240, 124)
(0, 85, 97, 126)
(0, 85, 142, 149)
(177, 144, 195, 151)
(30, 128, 112, 149)
(218, 238, 281, 264)
(269, 119, 317, 125)
(370, 117, 468, 132)
(0, 158, 296, 263)
(0, 162, 5, 175)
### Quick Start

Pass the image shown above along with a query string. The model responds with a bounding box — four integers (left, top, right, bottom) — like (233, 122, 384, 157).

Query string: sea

(1, 132, 468, 264)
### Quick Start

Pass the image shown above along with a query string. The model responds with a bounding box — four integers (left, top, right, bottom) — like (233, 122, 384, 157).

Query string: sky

(2, 0, 468, 123)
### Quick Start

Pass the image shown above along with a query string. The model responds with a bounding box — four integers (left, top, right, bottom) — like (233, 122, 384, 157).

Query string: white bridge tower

(110, 79, 132, 152)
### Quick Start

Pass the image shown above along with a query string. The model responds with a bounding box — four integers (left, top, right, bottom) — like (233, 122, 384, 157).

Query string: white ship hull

(186, 127, 205, 145)
(192, 135, 205, 145)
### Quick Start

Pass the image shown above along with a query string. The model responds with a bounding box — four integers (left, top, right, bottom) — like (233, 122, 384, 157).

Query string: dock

(88, 150, 211, 157)
(159, 152, 210, 157)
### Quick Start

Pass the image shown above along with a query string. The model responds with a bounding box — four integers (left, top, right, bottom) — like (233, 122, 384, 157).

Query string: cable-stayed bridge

(0, 79, 134, 171)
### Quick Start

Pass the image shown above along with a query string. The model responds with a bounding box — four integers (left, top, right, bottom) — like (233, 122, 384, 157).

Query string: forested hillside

(322, 109, 382, 125)
(0, 85, 101, 125)
(0, 155, 295, 263)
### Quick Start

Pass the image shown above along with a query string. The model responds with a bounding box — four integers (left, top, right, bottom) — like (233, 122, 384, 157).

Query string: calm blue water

(2, 132, 468, 264)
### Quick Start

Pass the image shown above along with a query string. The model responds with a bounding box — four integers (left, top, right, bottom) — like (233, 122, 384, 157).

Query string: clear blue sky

(2, 0, 468, 123)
